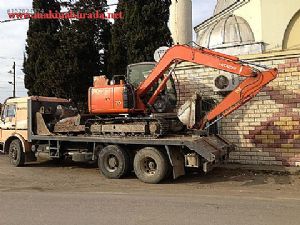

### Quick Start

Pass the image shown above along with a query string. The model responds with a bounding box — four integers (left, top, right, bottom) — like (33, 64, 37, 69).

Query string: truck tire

(8, 139, 25, 167)
(98, 145, 130, 179)
(134, 147, 168, 184)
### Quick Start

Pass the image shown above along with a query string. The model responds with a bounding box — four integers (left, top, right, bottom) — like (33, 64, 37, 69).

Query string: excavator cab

(127, 62, 155, 88)
(127, 62, 177, 112)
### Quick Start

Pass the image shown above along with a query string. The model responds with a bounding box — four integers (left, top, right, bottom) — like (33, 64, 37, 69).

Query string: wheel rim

(10, 146, 18, 161)
(141, 157, 157, 175)
(105, 154, 119, 172)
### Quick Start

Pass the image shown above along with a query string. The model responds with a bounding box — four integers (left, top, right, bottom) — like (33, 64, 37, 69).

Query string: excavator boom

(136, 45, 277, 129)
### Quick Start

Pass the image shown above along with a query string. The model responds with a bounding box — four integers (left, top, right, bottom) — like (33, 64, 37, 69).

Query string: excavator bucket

(177, 93, 202, 129)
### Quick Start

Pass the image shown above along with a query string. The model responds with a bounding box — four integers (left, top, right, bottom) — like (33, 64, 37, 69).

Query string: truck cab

(0, 97, 28, 130)
(0, 97, 29, 145)
(0, 97, 31, 166)
(0, 96, 74, 166)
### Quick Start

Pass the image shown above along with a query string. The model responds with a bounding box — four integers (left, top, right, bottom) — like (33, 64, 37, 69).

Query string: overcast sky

(0, 0, 216, 102)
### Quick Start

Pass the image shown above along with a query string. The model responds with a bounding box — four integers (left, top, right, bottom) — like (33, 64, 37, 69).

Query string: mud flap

(25, 151, 37, 162)
(185, 135, 233, 166)
(0, 143, 4, 154)
(165, 146, 185, 179)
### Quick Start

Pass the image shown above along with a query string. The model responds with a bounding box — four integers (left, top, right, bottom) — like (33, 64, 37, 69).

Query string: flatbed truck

(0, 96, 232, 183)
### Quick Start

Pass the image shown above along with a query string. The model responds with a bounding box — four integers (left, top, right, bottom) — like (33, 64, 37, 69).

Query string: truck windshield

(6, 105, 16, 117)
(1, 104, 16, 121)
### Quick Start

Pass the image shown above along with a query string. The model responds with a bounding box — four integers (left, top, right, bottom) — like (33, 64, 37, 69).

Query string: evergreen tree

(24, 0, 111, 110)
(55, 0, 111, 109)
(107, 0, 127, 76)
(69, 0, 111, 75)
(23, 0, 61, 96)
(108, 0, 173, 75)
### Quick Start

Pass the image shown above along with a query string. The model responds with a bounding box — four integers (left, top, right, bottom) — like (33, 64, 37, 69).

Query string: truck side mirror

(0, 106, 5, 122)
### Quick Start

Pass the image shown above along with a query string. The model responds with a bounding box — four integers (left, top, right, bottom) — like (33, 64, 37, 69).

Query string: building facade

(174, 0, 300, 166)
(195, 0, 300, 54)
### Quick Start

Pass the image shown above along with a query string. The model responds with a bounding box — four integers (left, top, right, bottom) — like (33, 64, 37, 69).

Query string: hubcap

(10, 147, 18, 161)
(108, 157, 117, 168)
(148, 161, 156, 170)
(106, 155, 119, 172)
(143, 157, 157, 175)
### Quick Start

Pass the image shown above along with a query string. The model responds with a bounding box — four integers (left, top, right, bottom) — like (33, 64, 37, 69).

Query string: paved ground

(1, 154, 300, 225)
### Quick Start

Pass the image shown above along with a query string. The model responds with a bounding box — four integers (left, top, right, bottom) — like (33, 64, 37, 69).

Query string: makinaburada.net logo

(7, 10, 123, 20)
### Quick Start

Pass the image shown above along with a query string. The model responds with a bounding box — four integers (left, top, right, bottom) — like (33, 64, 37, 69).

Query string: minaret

(169, 0, 193, 45)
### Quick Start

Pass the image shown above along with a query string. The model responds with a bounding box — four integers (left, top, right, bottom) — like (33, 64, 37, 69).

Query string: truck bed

(28, 98, 232, 165)
(30, 134, 233, 163)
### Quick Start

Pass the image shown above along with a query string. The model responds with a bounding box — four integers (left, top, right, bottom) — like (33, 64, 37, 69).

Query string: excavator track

(85, 117, 171, 138)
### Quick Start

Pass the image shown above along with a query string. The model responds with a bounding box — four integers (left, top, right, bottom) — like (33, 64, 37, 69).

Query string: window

(2, 105, 16, 119)
(7, 105, 16, 117)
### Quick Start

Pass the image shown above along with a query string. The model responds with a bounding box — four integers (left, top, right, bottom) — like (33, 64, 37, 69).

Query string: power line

(0, 18, 28, 24)
(0, 56, 23, 59)
(0, 84, 24, 86)
(0, 80, 24, 83)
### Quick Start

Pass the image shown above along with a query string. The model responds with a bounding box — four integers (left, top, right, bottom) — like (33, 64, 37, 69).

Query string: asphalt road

(1, 155, 300, 225)
(1, 192, 300, 225)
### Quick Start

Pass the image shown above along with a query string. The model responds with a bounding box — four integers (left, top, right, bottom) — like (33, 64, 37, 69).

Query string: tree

(108, 0, 173, 76)
(55, 0, 111, 108)
(68, 0, 111, 75)
(23, 0, 61, 97)
(107, 0, 127, 76)
(24, 0, 111, 110)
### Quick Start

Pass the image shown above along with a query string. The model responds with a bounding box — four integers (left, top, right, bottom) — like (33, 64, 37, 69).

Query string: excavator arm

(136, 45, 277, 129)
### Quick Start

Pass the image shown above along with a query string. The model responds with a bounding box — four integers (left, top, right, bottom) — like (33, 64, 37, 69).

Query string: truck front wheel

(9, 139, 25, 167)
(98, 145, 130, 179)
(134, 147, 168, 184)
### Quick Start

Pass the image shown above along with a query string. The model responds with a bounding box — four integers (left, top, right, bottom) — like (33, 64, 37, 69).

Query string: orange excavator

(87, 45, 277, 136)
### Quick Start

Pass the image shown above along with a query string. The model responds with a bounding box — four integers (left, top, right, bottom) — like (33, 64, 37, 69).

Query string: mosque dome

(196, 15, 255, 49)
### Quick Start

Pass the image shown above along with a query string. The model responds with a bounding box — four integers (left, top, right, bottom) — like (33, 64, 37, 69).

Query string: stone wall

(175, 50, 300, 166)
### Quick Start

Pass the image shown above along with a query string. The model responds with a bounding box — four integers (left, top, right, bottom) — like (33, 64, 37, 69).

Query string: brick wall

(175, 50, 300, 166)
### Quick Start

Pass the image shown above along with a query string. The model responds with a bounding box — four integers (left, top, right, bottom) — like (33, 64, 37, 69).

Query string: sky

(0, 0, 217, 102)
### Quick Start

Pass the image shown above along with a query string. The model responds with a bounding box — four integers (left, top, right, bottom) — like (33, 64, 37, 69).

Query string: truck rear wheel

(133, 147, 168, 184)
(8, 139, 25, 167)
(98, 145, 130, 179)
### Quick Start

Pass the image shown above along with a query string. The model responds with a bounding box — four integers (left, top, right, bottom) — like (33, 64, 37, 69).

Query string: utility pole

(8, 61, 16, 98)
(13, 61, 15, 98)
